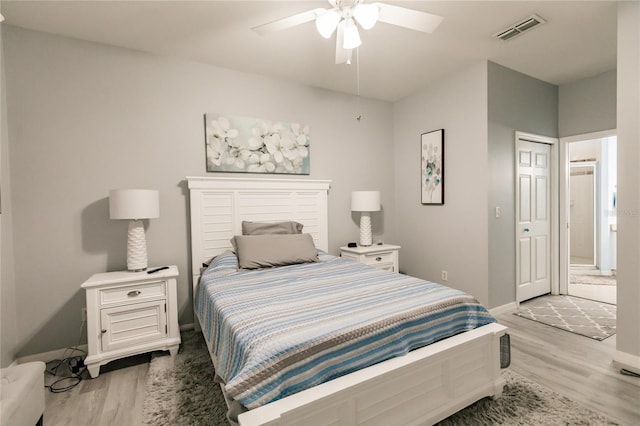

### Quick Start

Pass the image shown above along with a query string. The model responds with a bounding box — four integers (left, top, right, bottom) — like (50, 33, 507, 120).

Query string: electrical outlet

(441, 270, 448, 281)
(81, 308, 87, 322)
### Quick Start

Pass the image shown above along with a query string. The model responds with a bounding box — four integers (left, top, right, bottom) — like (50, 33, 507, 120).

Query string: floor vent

(493, 14, 546, 41)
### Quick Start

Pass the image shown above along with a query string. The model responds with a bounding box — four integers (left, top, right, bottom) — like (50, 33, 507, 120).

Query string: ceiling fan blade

(252, 8, 327, 35)
(335, 22, 352, 64)
(374, 3, 443, 33)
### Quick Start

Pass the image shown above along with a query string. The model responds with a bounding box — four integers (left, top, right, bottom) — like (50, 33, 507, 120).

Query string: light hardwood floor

(495, 309, 639, 425)
(44, 306, 640, 425)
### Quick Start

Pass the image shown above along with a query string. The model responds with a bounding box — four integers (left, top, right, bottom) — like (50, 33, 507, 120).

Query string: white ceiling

(0, 1, 617, 102)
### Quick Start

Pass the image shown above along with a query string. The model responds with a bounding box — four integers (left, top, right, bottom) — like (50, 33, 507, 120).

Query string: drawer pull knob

(101, 329, 107, 334)
(376, 257, 382, 262)
(127, 290, 142, 297)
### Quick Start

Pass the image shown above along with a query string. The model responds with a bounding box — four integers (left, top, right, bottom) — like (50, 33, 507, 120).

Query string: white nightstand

(340, 244, 401, 272)
(81, 266, 181, 378)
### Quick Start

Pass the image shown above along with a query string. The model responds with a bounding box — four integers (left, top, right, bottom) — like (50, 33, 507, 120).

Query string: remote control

(147, 266, 169, 274)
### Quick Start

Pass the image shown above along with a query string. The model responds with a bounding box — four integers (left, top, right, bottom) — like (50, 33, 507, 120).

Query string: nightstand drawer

(363, 251, 395, 265)
(340, 244, 400, 273)
(99, 281, 166, 306)
(377, 264, 395, 272)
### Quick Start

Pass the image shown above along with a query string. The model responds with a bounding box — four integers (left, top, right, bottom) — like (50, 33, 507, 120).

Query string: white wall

(559, 70, 616, 138)
(614, 1, 640, 373)
(569, 139, 601, 162)
(393, 62, 489, 305)
(0, 18, 19, 367)
(2, 26, 395, 356)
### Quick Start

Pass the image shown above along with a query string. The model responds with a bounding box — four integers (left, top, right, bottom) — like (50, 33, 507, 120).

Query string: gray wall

(392, 61, 558, 310)
(3, 26, 395, 357)
(487, 62, 558, 308)
(393, 62, 490, 306)
(615, 1, 640, 369)
(559, 70, 616, 137)
(0, 21, 18, 368)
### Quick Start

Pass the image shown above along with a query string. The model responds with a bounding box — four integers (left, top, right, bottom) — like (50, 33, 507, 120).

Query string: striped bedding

(195, 251, 496, 410)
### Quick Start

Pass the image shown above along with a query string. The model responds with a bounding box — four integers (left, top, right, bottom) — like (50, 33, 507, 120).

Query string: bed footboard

(238, 322, 507, 426)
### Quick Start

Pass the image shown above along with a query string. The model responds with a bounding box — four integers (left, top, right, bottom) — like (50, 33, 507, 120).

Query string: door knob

(524, 228, 530, 232)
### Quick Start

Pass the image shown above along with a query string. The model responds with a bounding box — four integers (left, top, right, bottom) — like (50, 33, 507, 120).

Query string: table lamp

(109, 189, 160, 271)
(351, 191, 380, 246)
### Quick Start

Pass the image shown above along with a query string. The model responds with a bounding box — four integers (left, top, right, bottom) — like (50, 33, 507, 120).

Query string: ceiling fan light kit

(316, 9, 341, 38)
(252, 0, 444, 65)
(316, 4, 374, 49)
(343, 18, 362, 49)
(353, 3, 379, 30)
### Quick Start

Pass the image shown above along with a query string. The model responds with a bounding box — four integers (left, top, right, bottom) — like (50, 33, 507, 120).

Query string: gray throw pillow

(232, 233, 318, 269)
(241, 220, 303, 235)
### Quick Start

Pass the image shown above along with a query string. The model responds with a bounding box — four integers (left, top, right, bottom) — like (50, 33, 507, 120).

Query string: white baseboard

(489, 302, 517, 316)
(612, 350, 640, 375)
(17, 345, 88, 365)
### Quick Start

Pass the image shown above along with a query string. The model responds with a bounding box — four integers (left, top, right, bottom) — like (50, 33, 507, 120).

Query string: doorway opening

(566, 135, 617, 305)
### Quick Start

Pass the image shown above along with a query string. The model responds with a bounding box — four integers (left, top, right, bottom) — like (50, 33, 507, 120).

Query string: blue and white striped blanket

(195, 251, 496, 409)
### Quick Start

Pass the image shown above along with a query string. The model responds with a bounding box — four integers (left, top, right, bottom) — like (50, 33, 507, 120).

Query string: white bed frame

(187, 176, 507, 426)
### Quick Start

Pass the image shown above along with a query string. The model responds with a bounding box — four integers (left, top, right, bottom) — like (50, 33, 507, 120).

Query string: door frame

(559, 129, 616, 295)
(515, 131, 559, 305)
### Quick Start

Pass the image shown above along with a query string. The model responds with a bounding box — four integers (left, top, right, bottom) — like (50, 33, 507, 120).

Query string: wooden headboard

(186, 176, 332, 286)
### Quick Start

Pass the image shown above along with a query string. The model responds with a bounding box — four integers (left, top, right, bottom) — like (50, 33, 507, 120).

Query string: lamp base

(359, 212, 373, 246)
(126, 220, 148, 271)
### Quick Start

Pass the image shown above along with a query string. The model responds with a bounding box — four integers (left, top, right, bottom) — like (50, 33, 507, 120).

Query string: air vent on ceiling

(493, 14, 546, 41)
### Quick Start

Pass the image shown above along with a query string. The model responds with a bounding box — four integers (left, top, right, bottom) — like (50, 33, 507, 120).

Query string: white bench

(0, 362, 45, 426)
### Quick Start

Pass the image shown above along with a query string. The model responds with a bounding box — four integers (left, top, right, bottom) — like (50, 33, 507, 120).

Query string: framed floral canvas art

(421, 129, 444, 205)
(204, 114, 310, 175)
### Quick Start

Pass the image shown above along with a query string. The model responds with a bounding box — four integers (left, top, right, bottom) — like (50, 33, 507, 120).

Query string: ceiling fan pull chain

(356, 48, 362, 121)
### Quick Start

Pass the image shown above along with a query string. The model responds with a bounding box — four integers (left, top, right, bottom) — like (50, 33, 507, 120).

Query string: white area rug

(143, 331, 617, 425)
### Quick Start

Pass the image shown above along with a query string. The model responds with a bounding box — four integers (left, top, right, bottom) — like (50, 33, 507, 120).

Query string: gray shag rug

(143, 331, 617, 425)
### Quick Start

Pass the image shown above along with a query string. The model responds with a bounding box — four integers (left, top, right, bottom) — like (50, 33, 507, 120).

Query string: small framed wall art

(421, 129, 444, 205)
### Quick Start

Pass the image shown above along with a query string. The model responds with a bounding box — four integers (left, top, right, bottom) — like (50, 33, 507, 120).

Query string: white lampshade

(109, 189, 160, 271)
(353, 3, 379, 30)
(316, 9, 341, 38)
(343, 18, 362, 49)
(351, 191, 381, 212)
(109, 189, 160, 220)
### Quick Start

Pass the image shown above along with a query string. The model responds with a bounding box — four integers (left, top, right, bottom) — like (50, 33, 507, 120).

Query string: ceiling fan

(252, 0, 444, 65)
